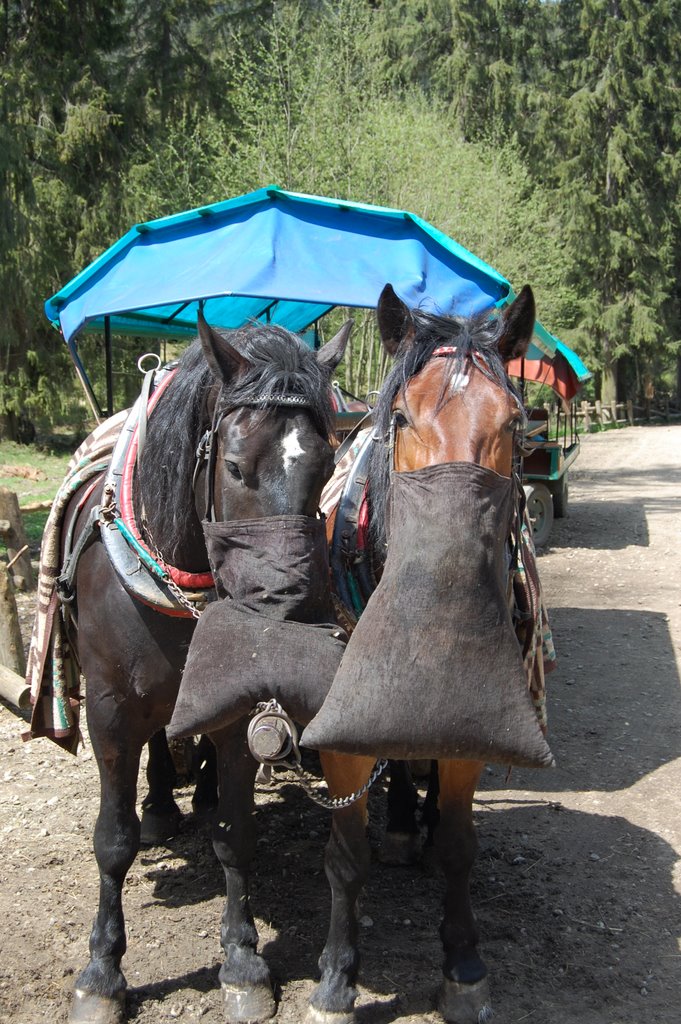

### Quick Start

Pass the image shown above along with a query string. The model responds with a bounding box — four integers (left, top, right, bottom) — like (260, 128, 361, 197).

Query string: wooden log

(0, 665, 30, 711)
(0, 487, 34, 590)
(20, 499, 53, 514)
(0, 566, 26, 680)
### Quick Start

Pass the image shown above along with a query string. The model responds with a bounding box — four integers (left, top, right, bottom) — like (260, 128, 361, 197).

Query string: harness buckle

(196, 430, 212, 462)
(55, 574, 76, 604)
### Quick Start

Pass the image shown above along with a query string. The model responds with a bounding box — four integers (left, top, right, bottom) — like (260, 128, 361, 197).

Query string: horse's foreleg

(192, 733, 219, 820)
(140, 728, 182, 845)
(210, 723, 275, 1024)
(307, 753, 374, 1024)
(435, 759, 492, 1024)
(70, 740, 143, 1024)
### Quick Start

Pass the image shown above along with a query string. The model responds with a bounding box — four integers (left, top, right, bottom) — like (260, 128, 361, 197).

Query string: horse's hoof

(221, 982, 276, 1022)
(191, 798, 217, 824)
(304, 1007, 355, 1024)
(70, 988, 126, 1024)
(437, 976, 493, 1024)
(378, 831, 421, 865)
(140, 806, 182, 845)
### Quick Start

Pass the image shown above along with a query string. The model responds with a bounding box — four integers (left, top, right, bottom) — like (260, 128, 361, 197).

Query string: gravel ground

(1, 422, 679, 1024)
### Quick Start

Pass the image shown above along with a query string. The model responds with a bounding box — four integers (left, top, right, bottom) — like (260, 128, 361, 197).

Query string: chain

(144, 521, 207, 620)
(163, 573, 205, 619)
(250, 699, 388, 809)
(290, 756, 388, 810)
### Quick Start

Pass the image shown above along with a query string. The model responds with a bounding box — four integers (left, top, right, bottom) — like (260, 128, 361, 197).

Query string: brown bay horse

(300, 283, 539, 1024)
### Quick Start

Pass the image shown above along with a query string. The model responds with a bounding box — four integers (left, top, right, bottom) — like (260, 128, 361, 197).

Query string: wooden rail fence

(575, 399, 681, 432)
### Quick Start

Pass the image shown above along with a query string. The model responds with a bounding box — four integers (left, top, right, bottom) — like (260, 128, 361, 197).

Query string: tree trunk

(0, 411, 36, 443)
(0, 487, 34, 591)
(0, 566, 26, 677)
(601, 343, 618, 405)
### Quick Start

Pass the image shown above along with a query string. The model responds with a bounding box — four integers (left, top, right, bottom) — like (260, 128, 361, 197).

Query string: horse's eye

(224, 460, 242, 480)
(393, 410, 409, 429)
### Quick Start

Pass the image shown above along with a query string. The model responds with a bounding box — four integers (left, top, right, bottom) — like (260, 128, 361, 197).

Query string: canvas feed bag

(302, 462, 555, 768)
(167, 515, 346, 739)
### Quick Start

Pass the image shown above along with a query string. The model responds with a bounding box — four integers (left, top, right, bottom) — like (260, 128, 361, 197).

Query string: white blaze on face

(281, 426, 305, 474)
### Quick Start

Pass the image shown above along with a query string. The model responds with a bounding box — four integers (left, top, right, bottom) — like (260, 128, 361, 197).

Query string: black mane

(368, 306, 524, 548)
(137, 322, 335, 564)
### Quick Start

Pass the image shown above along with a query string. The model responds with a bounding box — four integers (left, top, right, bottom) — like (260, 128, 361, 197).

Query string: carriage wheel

(552, 473, 569, 518)
(523, 483, 554, 547)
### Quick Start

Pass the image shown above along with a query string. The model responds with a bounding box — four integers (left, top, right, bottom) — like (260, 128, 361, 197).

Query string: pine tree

(551, 0, 680, 402)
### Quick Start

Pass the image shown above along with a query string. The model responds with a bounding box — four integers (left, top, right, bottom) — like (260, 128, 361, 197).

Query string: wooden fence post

(0, 487, 34, 591)
(0, 565, 29, 711)
(626, 400, 634, 425)
(581, 400, 591, 432)
(595, 400, 603, 427)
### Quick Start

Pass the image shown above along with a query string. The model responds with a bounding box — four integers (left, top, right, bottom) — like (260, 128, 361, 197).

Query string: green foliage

(1, 0, 679, 428)
(540, 0, 681, 401)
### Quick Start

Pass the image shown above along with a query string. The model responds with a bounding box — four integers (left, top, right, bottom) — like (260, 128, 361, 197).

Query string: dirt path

(1, 424, 679, 1024)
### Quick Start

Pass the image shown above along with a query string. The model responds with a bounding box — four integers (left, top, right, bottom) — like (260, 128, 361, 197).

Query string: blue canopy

(45, 186, 556, 362)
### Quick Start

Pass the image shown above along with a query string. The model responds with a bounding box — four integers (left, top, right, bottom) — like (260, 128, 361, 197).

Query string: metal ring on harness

(137, 352, 162, 374)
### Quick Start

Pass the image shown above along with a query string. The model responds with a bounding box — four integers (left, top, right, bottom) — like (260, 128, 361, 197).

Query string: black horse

(66, 313, 350, 1024)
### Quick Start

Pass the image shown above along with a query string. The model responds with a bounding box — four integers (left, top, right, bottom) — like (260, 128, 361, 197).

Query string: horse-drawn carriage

(508, 339, 591, 545)
(31, 187, 583, 1024)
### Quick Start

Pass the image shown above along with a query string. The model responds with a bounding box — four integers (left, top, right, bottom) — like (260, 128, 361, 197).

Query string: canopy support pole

(104, 315, 113, 417)
(67, 341, 103, 424)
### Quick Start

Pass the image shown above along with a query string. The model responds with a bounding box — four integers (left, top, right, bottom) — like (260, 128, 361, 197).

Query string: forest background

(1, 0, 680, 441)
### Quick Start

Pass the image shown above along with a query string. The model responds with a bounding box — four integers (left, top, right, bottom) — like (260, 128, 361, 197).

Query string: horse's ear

(317, 319, 353, 373)
(376, 284, 415, 356)
(198, 309, 250, 383)
(498, 286, 536, 363)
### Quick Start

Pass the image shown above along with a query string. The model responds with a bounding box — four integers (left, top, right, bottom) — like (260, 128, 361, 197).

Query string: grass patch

(0, 441, 73, 557)
(0, 441, 72, 505)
